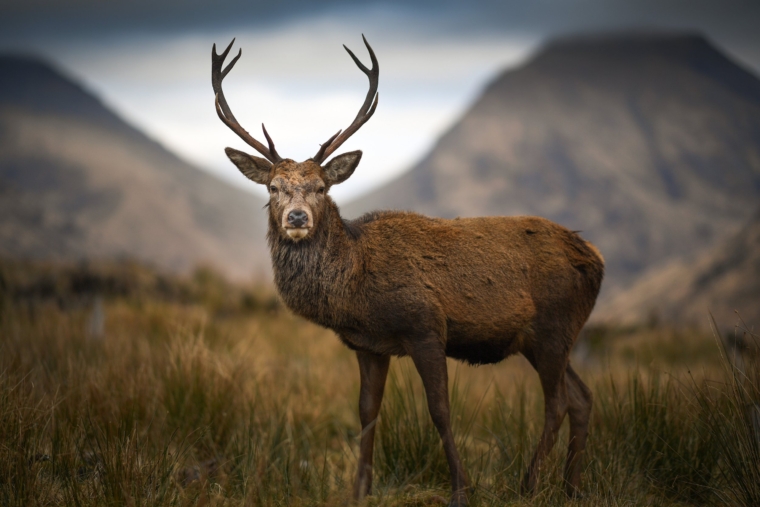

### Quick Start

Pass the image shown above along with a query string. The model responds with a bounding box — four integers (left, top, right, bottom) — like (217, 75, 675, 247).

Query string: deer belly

(443, 316, 531, 365)
(336, 328, 408, 357)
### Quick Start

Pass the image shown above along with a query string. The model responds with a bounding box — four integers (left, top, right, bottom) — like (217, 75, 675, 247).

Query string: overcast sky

(1, 1, 758, 202)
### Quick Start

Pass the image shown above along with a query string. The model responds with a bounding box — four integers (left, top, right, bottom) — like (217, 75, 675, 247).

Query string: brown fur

(224, 154, 604, 505)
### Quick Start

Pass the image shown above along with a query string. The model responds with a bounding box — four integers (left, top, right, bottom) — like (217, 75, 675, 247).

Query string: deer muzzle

(284, 208, 312, 239)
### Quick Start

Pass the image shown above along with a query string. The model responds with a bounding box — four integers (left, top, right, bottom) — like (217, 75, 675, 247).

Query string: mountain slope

(595, 207, 760, 329)
(0, 56, 269, 279)
(344, 33, 760, 291)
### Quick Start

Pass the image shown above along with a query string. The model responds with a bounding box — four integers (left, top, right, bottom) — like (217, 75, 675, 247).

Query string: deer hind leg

(521, 348, 569, 496)
(409, 335, 469, 507)
(563, 363, 592, 498)
(353, 351, 390, 501)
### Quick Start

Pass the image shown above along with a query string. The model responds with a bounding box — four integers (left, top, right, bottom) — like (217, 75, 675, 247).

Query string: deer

(211, 36, 604, 506)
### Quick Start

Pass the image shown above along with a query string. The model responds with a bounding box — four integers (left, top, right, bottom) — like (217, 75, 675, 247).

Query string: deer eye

(317, 187, 325, 195)
(269, 185, 278, 194)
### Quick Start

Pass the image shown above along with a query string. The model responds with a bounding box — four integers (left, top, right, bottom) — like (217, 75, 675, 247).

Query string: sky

(1, 0, 759, 202)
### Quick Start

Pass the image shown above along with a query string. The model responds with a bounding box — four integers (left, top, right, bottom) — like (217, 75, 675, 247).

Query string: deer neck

(267, 198, 359, 328)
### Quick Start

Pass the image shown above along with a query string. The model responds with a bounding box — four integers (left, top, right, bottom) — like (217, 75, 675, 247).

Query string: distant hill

(0, 56, 269, 279)
(343, 33, 760, 292)
(595, 207, 760, 329)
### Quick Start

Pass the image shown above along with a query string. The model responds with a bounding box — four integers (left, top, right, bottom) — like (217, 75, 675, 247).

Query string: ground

(1, 259, 758, 506)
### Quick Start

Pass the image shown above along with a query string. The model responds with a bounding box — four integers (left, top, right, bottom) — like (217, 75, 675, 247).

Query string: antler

(212, 39, 282, 164)
(313, 35, 379, 164)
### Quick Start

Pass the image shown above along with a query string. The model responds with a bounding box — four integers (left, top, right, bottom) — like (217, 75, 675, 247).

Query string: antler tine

(313, 35, 379, 164)
(212, 39, 282, 164)
(261, 123, 281, 161)
(313, 129, 342, 164)
(212, 39, 242, 124)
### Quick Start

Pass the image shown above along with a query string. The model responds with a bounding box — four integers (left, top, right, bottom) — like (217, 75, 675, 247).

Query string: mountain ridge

(0, 55, 270, 279)
(0, 55, 131, 130)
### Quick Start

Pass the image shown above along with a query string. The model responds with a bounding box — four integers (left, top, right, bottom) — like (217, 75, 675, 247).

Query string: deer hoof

(566, 486, 584, 500)
(448, 491, 469, 507)
(521, 471, 537, 497)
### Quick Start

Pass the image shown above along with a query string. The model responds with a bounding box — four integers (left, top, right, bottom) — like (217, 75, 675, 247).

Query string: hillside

(343, 33, 760, 291)
(0, 56, 269, 279)
(595, 207, 760, 329)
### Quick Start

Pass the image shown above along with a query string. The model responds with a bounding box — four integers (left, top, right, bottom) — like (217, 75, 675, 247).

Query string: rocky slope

(595, 207, 760, 330)
(0, 56, 269, 279)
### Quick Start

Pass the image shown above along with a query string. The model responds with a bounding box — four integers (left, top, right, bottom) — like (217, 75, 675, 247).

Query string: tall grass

(590, 372, 718, 503)
(694, 320, 760, 506)
(0, 259, 758, 506)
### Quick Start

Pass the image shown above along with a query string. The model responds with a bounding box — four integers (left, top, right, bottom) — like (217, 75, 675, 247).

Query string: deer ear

(323, 151, 362, 185)
(225, 147, 272, 185)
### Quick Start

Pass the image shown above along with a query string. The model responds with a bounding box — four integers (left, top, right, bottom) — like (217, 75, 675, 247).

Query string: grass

(0, 258, 758, 506)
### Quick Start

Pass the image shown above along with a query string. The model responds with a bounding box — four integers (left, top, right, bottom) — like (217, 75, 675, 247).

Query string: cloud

(3, 0, 759, 43)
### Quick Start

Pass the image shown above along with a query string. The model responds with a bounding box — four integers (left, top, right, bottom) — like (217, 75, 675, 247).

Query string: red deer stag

(211, 36, 603, 505)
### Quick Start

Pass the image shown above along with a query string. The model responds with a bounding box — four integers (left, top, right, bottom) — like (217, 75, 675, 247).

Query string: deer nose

(287, 210, 309, 228)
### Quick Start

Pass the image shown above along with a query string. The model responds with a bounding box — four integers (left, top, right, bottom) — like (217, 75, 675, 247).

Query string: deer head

(212, 36, 379, 241)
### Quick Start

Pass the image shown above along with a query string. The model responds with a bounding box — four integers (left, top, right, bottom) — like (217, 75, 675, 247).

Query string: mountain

(343, 33, 760, 292)
(595, 207, 760, 329)
(0, 56, 269, 279)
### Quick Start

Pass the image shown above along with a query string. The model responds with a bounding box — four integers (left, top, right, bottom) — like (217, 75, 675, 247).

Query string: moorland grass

(0, 259, 757, 506)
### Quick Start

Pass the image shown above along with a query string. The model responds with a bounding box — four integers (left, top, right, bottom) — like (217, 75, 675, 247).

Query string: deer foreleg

(410, 336, 469, 507)
(353, 351, 390, 501)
